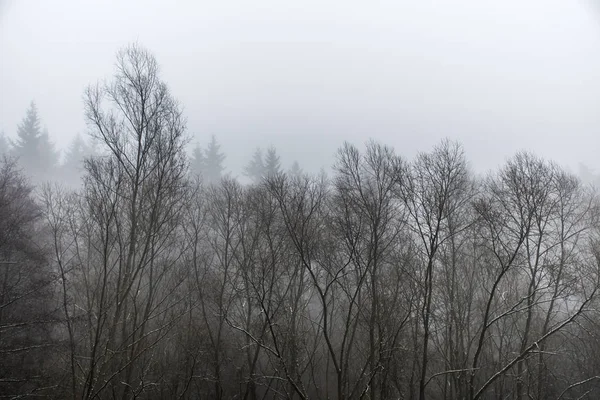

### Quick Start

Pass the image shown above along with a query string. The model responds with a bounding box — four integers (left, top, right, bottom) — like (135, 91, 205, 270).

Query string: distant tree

(578, 163, 600, 187)
(39, 128, 59, 170)
(12, 102, 42, 166)
(203, 135, 226, 183)
(0, 131, 8, 155)
(289, 160, 302, 177)
(63, 134, 92, 170)
(264, 146, 281, 177)
(190, 142, 205, 177)
(61, 134, 94, 185)
(11, 102, 59, 181)
(245, 148, 265, 183)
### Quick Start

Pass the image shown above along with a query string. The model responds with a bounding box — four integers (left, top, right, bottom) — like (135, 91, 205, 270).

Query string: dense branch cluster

(2, 45, 600, 400)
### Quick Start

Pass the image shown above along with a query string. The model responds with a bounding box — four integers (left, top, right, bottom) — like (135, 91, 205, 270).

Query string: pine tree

(11, 102, 58, 180)
(289, 160, 302, 177)
(203, 135, 226, 184)
(12, 102, 42, 168)
(39, 127, 59, 171)
(244, 148, 265, 183)
(0, 131, 8, 156)
(264, 146, 281, 177)
(62, 134, 94, 185)
(190, 142, 205, 177)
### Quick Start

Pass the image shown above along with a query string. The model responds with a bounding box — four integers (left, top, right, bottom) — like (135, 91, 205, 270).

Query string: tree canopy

(5, 44, 600, 400)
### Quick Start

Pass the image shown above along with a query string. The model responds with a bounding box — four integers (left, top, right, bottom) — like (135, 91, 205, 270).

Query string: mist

(2, 0, 600, 178)
(3, 2, 600, 399)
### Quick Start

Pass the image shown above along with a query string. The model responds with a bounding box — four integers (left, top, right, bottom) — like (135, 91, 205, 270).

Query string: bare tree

(331, 141, 410, 399)
(466, 153, 600, 400)
(196, 179, 245, 399)
(12, 66, 600, 400)
(52, 43, 192, 399)
(396, 139, 473, 400)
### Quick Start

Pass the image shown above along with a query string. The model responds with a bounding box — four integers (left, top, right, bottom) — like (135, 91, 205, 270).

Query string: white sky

(1, 0, 599, 176)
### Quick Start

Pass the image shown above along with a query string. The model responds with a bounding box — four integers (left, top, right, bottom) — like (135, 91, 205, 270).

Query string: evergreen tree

(264, 146, 281, 177)
(289, 160, 302, 177)
(244, 148, 265, 183)
(190, 142, 205, 177)
(61, 134, 94, 185)
(12, 102, 42, 167)
(39, 127, 59, 170)
(203, 135, 226, 184)
(11, 102, 58, 180)
(0, 131, 8, 156)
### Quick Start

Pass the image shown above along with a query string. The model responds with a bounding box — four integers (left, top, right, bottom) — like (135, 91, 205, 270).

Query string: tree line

(2, 44, 600, 400)
(0, 103, 301, 188)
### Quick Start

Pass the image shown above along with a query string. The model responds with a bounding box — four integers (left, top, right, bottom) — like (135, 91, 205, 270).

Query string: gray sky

(1, 0, 599, 176)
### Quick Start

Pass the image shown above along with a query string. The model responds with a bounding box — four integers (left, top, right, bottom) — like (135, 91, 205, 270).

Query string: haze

(1, 0, 599, 176)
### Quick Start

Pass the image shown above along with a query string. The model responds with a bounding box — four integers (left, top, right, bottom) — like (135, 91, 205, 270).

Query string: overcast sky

(1, 0, 599, 176)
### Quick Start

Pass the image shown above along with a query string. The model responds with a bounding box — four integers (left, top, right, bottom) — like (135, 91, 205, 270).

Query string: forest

(1, 44, 600, 400)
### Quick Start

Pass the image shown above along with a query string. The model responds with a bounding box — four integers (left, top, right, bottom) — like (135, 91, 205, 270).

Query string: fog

(4, 2, 600, 398)
(1, 0, 600, 176)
